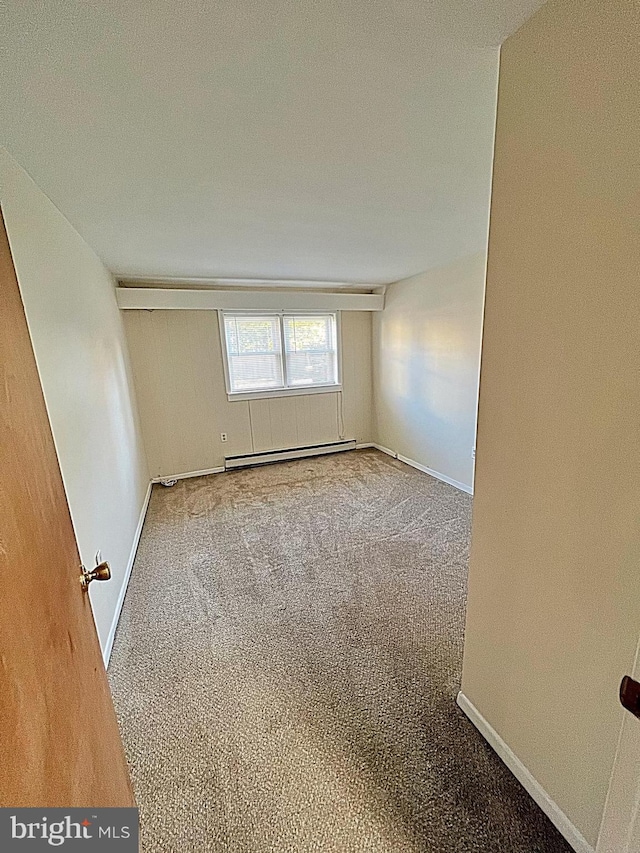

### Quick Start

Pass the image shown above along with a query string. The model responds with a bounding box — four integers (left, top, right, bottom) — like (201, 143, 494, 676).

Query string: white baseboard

(103, 481, 152, 667)
(396, 453, 473, 495)
(151, 465, 225, 483)
(104, 465, 224, 665)
(368, 443, 473, 495)
(456, 691, 594, 853)
(371, 443, 398, 458)
(355, 442, 375, 449)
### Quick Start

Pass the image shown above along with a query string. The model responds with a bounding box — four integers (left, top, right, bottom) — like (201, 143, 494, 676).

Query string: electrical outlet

(220, 433, 228, 442)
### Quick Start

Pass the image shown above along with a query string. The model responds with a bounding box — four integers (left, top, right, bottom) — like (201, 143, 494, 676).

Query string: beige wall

(372, 251, 486, 491)
(123, 309, 372, 478)
(460, 0, 640, 847)
(0, 149, 150, 657)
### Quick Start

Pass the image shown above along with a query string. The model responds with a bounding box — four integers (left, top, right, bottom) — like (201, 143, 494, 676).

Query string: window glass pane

(283, 315, 337, 387)
(224, 315, 283, 392)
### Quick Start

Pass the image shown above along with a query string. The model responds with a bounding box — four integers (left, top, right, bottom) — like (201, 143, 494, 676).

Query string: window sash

(221, 312, 339, 396)
(283, 314, 337, 388)
(223, 314, 283, 393)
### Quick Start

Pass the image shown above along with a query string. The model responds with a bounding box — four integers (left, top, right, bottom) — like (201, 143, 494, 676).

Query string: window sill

(227, 384, 342, 402)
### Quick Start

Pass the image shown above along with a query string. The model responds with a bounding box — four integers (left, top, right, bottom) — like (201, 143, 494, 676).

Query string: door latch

(80, 561, 111, 590)
(619, 675, 640, 719)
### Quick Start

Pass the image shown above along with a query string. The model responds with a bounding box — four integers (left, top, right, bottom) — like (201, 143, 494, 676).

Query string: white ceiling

(1, 0, 544, 286)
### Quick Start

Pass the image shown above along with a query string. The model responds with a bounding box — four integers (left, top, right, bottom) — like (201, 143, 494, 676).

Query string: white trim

(116, 287, 384, 312)
(219, 310, 342, 399)
(471, 53, 500, 496)
(596, 637, 640, 853)
(456, 692, 594, 853)
(218, 307, 234, 395)
(335, 311, 344, 397)
(355, 443, 375, 449)
(371, 443, 398, 458)
(228, 384, 342, 402)
(396, 453, 473, 495)
(279, 308, 289, 388)
(151, 466, 225, 483)
(367, 444, 474, 494)
(225, 440, 356, 469)
(103, 481, 152, 667)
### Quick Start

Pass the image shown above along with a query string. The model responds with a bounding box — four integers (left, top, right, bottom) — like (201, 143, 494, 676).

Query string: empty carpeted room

(2, 1, 639, 852)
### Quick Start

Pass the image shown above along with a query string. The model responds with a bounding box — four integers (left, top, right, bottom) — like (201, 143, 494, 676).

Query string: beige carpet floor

(109, 449, 572, 853)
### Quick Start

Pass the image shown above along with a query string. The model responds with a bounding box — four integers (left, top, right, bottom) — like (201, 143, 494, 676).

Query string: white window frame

(218, 310, 342, 401)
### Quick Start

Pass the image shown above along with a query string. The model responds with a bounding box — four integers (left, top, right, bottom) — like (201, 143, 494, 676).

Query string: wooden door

(0, 209, 134, 807)
(597, 638, 640, 853)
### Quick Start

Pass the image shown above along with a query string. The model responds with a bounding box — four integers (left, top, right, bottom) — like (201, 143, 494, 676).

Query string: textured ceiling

(1, 0, 545, 285)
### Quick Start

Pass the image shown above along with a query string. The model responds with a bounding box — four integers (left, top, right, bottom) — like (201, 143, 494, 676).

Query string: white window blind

(222, 312, 339, 396)
(223, 315, 283, 393)
(283, 314, 337, 387)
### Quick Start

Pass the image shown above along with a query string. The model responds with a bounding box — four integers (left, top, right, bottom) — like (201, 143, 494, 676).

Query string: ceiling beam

(116, 288, 384, 312)
(119, 275, 381, 290)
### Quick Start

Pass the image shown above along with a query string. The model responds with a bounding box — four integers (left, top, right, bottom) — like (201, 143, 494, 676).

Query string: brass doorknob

(80, 561, 111, 590)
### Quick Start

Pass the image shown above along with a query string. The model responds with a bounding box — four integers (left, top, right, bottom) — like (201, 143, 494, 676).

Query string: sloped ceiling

(1, 0, 545, 285)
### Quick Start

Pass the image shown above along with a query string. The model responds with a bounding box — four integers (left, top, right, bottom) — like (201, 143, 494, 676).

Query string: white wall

(372, 251, 486, 491)
(460, 0, 640, 848)
(0, 149, 150, 658)
(123, 309, 372, 478)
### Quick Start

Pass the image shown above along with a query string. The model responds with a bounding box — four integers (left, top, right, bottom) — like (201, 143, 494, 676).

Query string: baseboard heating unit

(225, 439, 356, 470)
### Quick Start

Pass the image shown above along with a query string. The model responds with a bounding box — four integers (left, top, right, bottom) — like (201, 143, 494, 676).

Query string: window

(221, 312, 340, 399)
